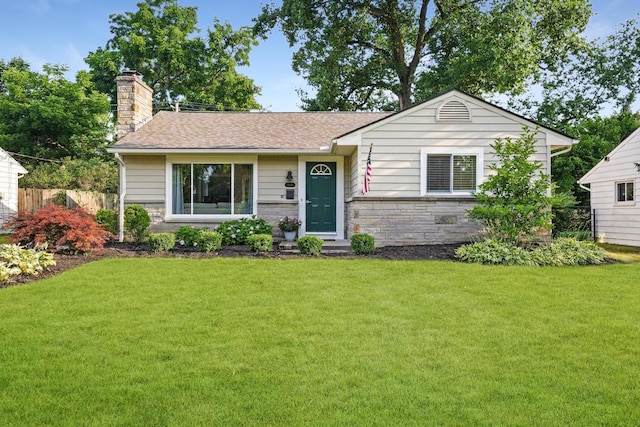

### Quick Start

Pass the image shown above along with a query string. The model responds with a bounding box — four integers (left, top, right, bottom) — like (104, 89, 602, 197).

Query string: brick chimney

(116, 71, 153, 140)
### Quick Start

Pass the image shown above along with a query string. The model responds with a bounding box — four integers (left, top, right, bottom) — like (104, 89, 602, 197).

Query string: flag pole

(363, 143, 373, 195)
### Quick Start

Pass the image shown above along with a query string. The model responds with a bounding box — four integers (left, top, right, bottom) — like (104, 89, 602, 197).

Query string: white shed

(0, 148, 27, 230)
(578, 127, 640, 246)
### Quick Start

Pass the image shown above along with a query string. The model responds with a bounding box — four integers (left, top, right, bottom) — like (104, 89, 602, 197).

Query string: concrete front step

(279, 239, 351, 254)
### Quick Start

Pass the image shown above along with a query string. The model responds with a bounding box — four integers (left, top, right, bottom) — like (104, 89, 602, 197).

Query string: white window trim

(420, 147, 484, 196)
(165, 155, 258, 221)
(615, 180, 635, 206)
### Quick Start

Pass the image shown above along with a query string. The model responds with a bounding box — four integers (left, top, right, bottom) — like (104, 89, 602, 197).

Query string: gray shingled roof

(111, 111, 392, 151)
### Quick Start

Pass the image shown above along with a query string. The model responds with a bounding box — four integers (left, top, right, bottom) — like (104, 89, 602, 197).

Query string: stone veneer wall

(346, 197, 481, 246)
(116, 71, 153, 140)
(130, 199, 479, 245)
(255, 202, 298, 238)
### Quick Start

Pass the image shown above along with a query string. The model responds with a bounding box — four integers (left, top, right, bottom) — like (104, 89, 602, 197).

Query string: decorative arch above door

(309, 163, 333, 176)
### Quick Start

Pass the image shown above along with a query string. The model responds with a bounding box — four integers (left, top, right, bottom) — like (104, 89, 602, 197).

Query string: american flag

(363, 143, 373, 194)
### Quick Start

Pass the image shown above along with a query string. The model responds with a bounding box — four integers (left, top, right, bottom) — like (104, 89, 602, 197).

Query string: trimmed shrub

(124, 204, 151, 243)
(148, 233, 176, 252)
(297, 236, 324, 256)
(199, 231, 223, 252)
(350, 233, 375, 255)
(6, 203, 110, 253)
(95, 209, 118, 236)
(217, 216, 272, 245)
(175, 225, 207, 246)
(247, 234, 273, 252)
(0, 244, 56, 281)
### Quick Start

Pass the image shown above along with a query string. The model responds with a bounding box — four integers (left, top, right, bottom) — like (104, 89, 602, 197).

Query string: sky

(0, 0, 638, 112)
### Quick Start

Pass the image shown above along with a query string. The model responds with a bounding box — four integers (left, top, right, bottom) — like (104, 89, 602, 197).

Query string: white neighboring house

(0, 148, 27, 230)
(578, 127, 640, 246)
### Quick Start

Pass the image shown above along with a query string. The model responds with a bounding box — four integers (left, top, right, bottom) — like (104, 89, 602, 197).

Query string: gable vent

(437, 100, 471, 122)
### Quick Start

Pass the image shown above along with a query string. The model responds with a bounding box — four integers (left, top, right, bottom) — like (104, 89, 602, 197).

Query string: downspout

(578, 182, 591, 193)
(115, 153, 126, 242)
(550, 143, 575, 158)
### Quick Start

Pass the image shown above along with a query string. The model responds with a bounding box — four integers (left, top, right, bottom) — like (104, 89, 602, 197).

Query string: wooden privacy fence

(18, 188, 117, 214)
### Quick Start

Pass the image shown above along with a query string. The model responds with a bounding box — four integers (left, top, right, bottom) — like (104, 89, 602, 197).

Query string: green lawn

(1, 258, 639, 426)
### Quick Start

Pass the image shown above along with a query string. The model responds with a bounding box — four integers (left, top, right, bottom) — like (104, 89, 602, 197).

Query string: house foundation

(346, 197, 481, 246)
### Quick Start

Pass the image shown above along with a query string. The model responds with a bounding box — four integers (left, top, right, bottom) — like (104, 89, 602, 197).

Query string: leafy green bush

(456, 238, 606, 266)
(199, 231, 223, 252)
(455, 239, 536, 266)
(95, 209, 118, 235)
(148, 233, 176, 252)
(350, 233, 375, 254)
(468, 127, 554, 245)
(175, 225, 206, 246)
(297, 236, 324, 256)
(20, 157, 118, 193)
(0, 244, 56, 282)
(532, 238, 606, 266)
(217, 216, 272, 245)
(246, 234, 273, 252)
(124, 205, 151, 243)
(199, 231, 222, 252)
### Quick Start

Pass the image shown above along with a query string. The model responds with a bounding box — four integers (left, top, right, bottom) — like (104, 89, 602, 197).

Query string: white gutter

(550, 142, 576, 158)
(114, 153, 126, 242)
(578, 182, 591, 192)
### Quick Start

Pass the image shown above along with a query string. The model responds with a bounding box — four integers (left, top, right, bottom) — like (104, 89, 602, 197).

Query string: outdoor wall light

(286, 170, 294, 180)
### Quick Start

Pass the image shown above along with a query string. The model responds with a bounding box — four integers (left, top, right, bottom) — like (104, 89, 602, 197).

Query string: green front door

(306, 162, 336, 233)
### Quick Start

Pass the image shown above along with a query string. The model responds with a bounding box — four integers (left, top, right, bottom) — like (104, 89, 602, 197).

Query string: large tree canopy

(552, 111, 640, 206)
(0, 60, 112, 162)
(502, 17, 640, 205)
(87, 0, 261, 110)
(510, 16, 640, 130)
(255, 0, 591, 111)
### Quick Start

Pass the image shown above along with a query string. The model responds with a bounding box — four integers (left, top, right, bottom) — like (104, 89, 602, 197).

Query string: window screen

(617, 181, 634, 202)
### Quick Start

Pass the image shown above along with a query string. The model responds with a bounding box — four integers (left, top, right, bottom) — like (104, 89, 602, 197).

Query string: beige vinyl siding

(352, 95, 550, 198)
(257, 155, 297, 202)
(124, 155, 166, 203)
(348, 149, 360, 196)
(343, 154, 352, 198)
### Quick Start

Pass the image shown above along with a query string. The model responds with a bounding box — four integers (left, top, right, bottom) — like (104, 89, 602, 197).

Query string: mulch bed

(1, 242, 462, 288)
